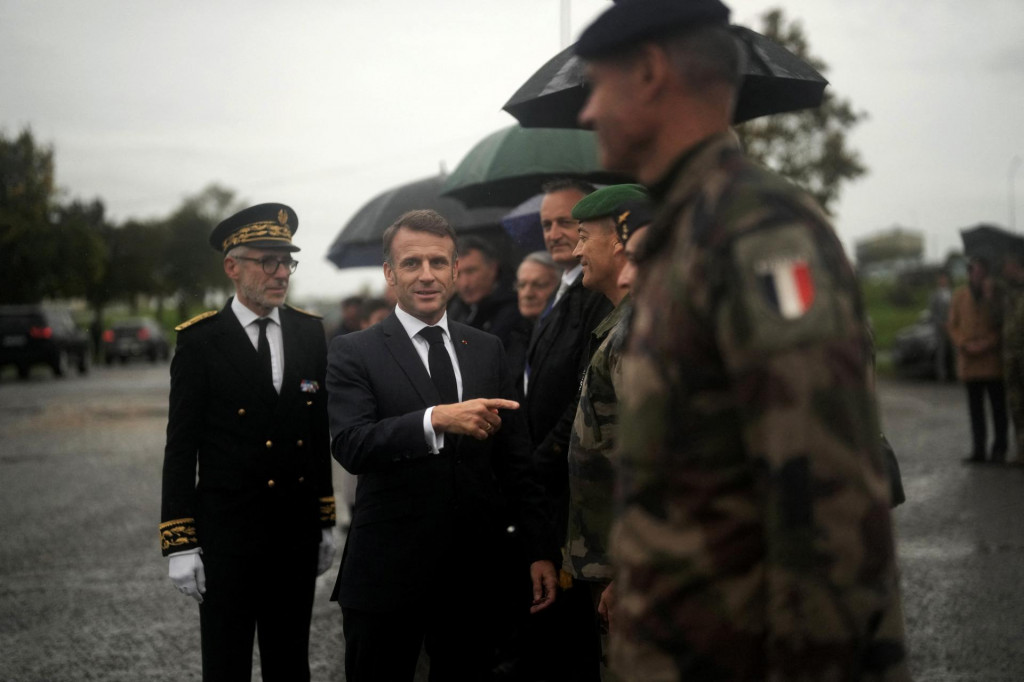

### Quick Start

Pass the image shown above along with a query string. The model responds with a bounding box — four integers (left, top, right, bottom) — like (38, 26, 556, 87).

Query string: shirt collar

(231, 297, 281, 328)
(393, 305, 451, 342)
(562, 263, 583, 287)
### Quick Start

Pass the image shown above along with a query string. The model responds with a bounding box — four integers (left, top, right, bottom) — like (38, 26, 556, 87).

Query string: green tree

(161, 184, 242, 320)
(109, 219, 169, 312)
(52, 199, 108, 300)
(0, 128, 59, 303)
(735, 8, 867, 215)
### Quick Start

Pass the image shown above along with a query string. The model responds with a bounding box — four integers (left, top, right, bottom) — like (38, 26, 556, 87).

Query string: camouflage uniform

(1000, 280, 1024, 461)
(562, 295, 630, 681)
(611, 133, 909, 681)
(565, 296, 631, 582)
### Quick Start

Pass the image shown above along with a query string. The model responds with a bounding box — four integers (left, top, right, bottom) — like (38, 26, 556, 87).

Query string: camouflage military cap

(575, 0, 731, 60)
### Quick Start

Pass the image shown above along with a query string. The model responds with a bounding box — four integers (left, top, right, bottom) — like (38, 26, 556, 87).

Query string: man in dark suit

(524, 180, 613, 505)
(326, 209, 558, 681)
(160, 203, 337, 681)
(514, 179, 613, 680)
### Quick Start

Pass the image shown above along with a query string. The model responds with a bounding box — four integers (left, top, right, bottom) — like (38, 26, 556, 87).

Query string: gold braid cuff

(319, 496, 337, 524)
(160, 518, 198, 553)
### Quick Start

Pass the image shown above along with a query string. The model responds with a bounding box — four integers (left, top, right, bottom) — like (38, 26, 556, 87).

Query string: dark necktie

(418, 326, 458, 405)
(256, 318, 273, 391)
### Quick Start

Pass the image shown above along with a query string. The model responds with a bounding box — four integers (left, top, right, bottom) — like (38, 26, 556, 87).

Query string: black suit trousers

(199, 542, 318, 682)
(341, 587, 498, 682)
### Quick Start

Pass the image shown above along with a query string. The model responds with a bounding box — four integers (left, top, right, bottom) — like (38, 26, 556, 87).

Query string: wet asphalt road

(1, 363, 1023, 680)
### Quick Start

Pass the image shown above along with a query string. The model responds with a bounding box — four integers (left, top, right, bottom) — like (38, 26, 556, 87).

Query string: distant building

(855, 226, 925, 279)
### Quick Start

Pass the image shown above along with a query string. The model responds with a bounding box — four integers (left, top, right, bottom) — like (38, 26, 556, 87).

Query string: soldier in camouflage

(562, 184, 654, 680)
(574, 1, 909, 680)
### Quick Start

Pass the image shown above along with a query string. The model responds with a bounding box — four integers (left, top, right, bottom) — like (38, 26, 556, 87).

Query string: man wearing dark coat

(447, 235, 523, 348)
(326, 209, 558, 681)
(514, 178, 613, 680)
(160, 203, 337, 681)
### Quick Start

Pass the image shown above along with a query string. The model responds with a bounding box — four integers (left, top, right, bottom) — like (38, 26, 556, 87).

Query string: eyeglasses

(234, 256, 299, 274)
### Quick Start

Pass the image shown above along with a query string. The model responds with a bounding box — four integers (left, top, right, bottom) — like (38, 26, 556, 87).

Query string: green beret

(613, 198, 656, 243)
(576, 0, 731, 60)
(209, 202, 300, 253)
(571, 183, 651, 223)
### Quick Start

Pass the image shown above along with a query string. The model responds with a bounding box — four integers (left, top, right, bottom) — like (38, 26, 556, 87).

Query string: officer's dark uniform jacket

(160, 300, 335, 557)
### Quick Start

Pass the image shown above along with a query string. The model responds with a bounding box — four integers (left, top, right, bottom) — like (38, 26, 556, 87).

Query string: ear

(635, 43, 674, 103)
(223, 255, 239, 281)
(383, 261, 396, 287)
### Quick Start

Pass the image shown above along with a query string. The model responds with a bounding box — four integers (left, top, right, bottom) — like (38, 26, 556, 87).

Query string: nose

(618, 264, 635, 291)
(417, 262, 436, 281)
(572, 240, 583, 257)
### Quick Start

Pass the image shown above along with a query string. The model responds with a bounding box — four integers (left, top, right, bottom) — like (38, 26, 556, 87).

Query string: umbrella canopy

(501, 194, 547, 253)
(503, 25, 828, 129)
(326, 174, 509, 269)
(440, 125, 630, 208)
(960, 224, 1024, 267)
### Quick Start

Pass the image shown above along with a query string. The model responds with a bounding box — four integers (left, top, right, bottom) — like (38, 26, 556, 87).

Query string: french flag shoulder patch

(755, 257, 815, 319)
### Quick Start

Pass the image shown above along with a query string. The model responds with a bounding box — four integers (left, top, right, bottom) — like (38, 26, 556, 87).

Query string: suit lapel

(382, 314, 438, 407)
(211, 302, 277, 405)
(526, 277, 577, 366)
(449, 322, 478, 400)
(273, 309, 301, 418)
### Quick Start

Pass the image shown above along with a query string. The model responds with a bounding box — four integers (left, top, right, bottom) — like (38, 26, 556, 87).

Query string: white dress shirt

(232, 297, 283, 393)
(392, 306, 464, 453)
(554, 263, 582, 306)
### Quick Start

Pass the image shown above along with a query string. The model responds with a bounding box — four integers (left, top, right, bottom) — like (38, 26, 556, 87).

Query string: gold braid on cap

(616, 209, 632, 242)
(222, 220, 293, 251)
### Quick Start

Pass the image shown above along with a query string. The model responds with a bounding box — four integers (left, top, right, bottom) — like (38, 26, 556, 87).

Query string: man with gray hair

(516, 250, 561, 322)
(575, 0, 909, 679)
(160, 203, 336, 681)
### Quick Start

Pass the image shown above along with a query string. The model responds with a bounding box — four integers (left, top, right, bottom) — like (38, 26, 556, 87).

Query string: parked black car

(102, 317, 170, 364)
(890, 310, 955, 381)
(0, 305, 92, 379)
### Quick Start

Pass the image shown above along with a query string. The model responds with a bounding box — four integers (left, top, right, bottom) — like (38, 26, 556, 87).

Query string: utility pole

(1010, 155, 1021, 231)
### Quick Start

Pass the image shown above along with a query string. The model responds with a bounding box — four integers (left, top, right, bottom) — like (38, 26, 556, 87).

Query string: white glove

(168, 549, 206, 603)
(317, 528, 336, 576)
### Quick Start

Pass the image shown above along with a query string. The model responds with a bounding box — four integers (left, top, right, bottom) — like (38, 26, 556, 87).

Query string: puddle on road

(899, 538, 1024, 561)
(3, 402, 167, 432)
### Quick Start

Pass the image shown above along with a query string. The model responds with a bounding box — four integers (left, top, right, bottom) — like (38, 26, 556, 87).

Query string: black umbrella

(326, 174, 510, 269)
(503, 25, 828, 129)
(327, 173, 516, 268)
(960, 223, 1024, 266)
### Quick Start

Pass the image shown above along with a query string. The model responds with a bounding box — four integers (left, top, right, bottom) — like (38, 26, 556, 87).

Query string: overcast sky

(3, 0, 1022, 303)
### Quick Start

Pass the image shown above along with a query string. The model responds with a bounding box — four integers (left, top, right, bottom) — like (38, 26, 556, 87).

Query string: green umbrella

(440, 125, 630, 208)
